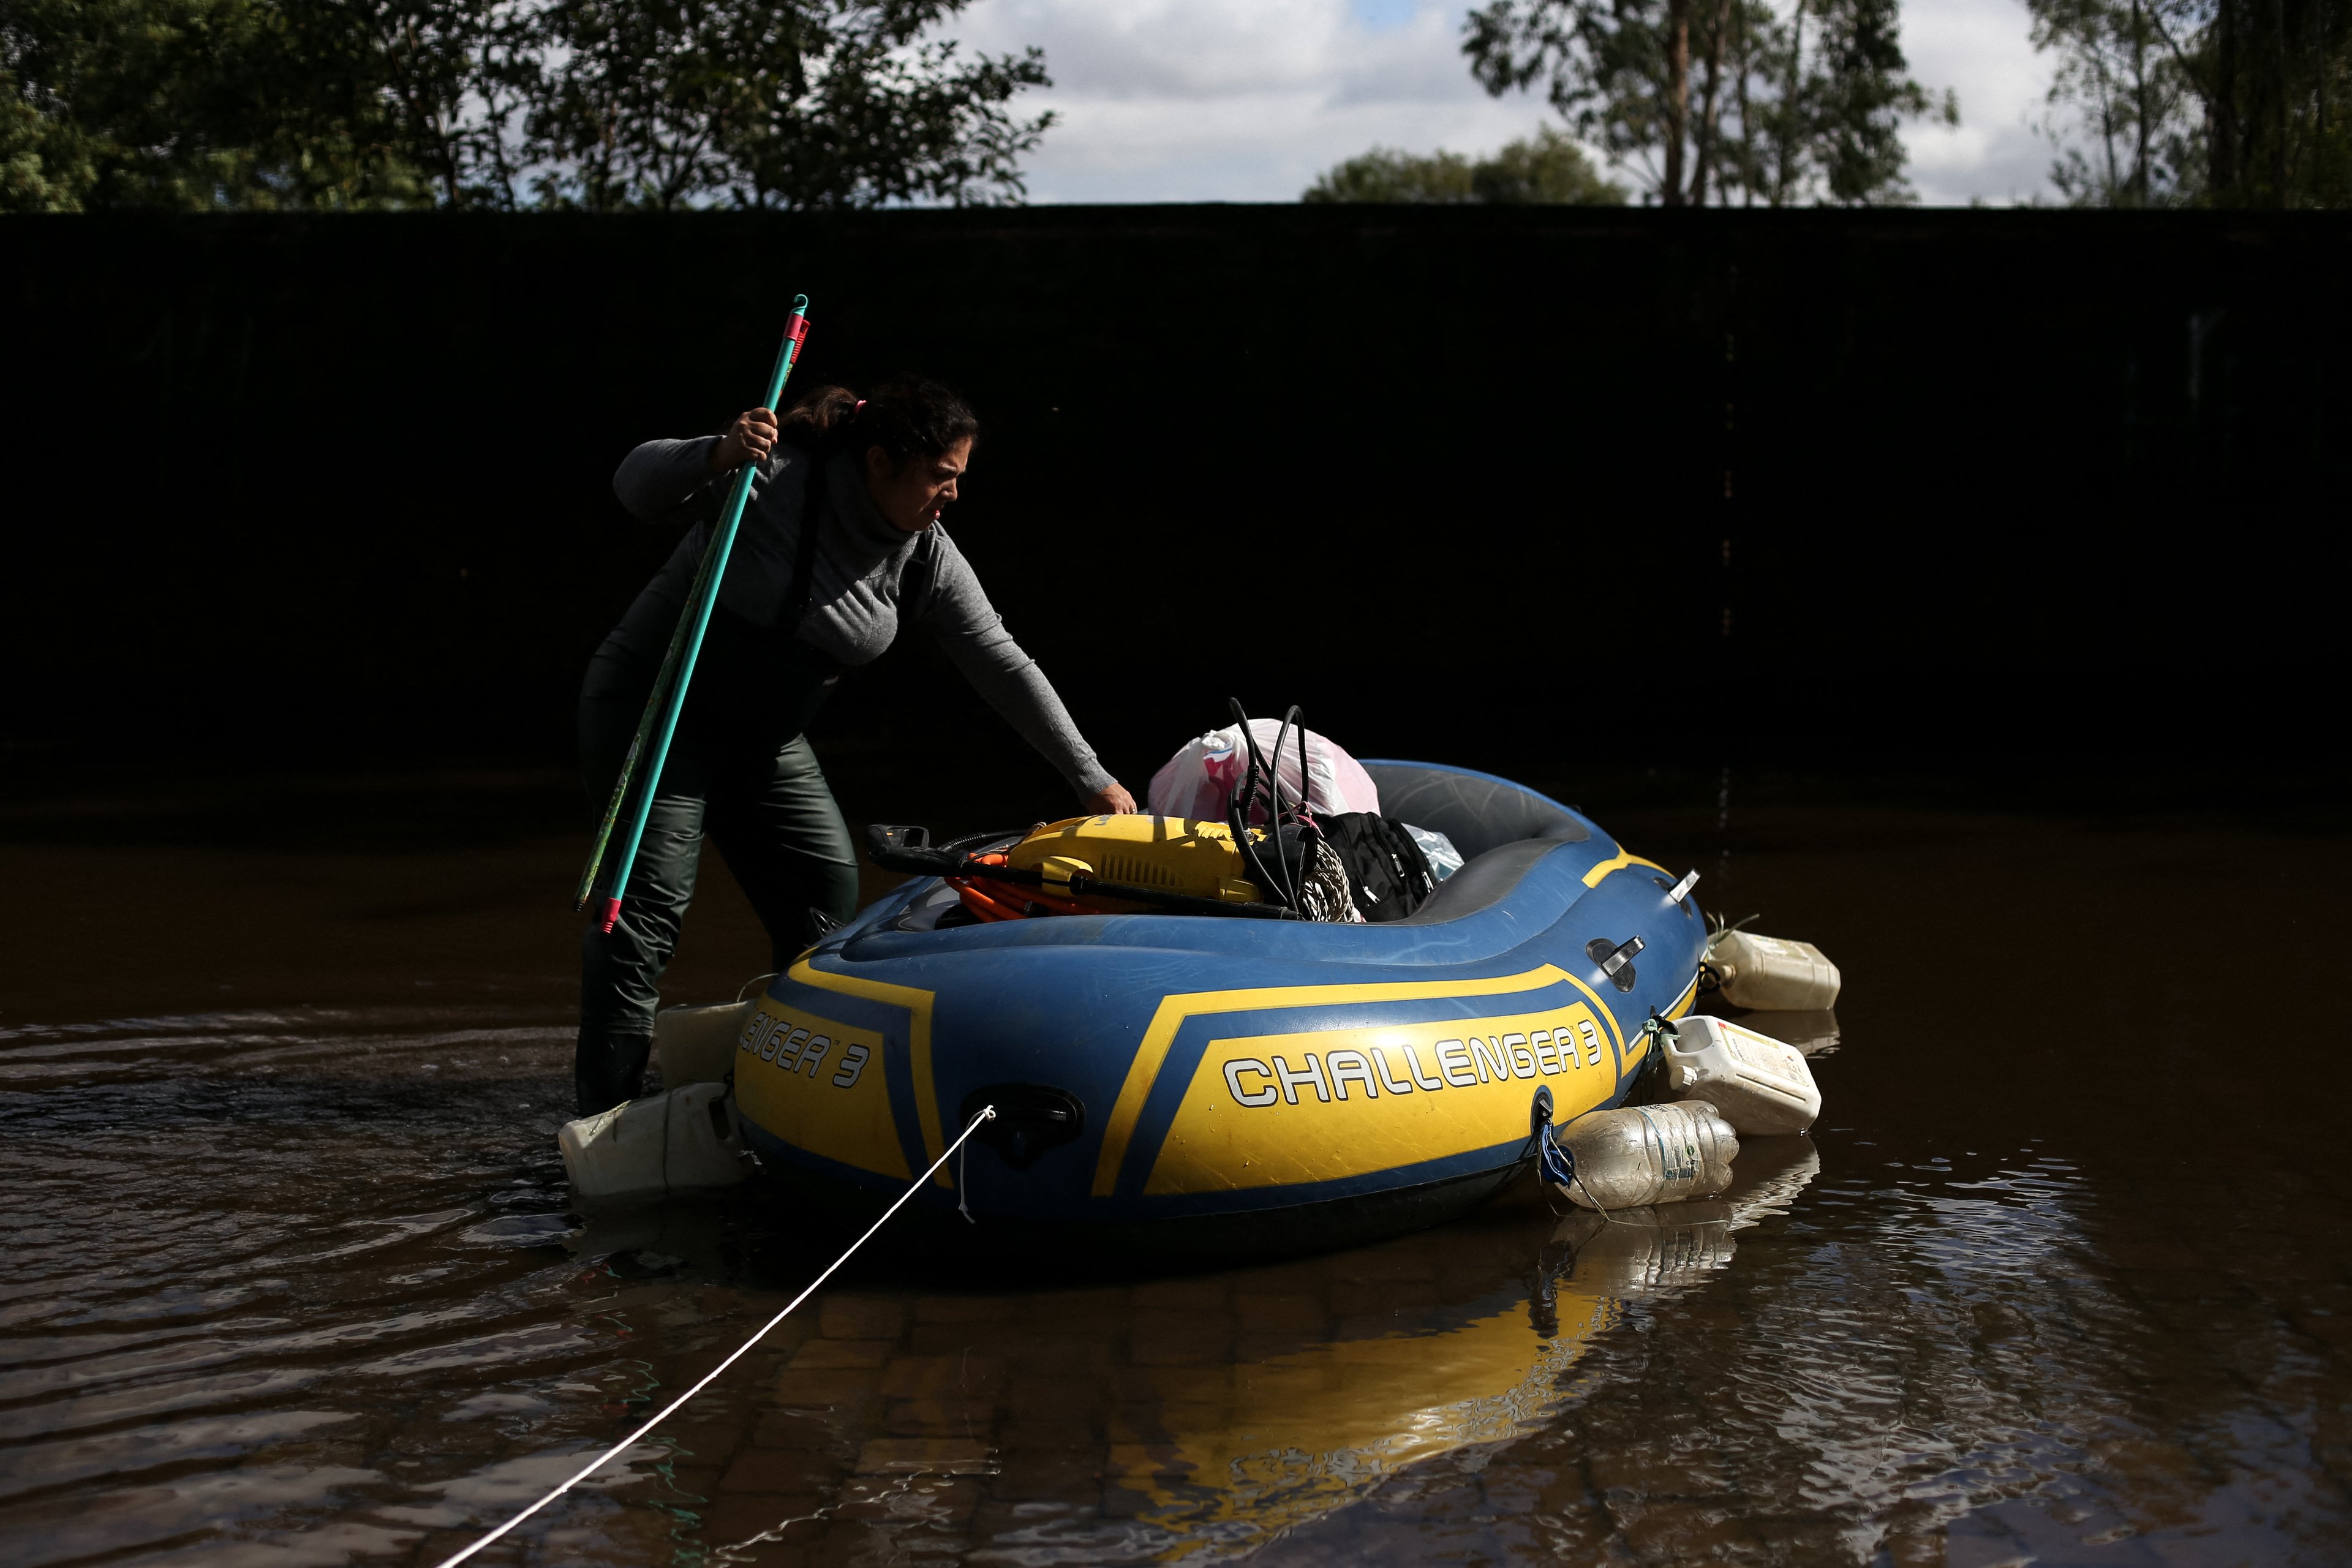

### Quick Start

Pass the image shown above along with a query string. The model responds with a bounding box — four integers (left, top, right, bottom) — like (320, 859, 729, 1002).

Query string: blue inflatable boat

(729, 761, 1706, 1256)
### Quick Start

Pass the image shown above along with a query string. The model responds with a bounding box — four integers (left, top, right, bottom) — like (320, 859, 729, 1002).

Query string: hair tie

(852, 399, 867, 415)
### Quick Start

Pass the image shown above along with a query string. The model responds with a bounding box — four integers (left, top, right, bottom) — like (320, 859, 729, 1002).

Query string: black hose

(1265, 704, 1305, 905)
(1235, 698, 1295, 903)
(1271, 704, 1302, 817)
(1226, 698, 1295, 910)
(1230, 799, 1289, 913)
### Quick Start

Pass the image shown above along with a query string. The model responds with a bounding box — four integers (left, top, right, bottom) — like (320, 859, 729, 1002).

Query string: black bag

(1319, 812, 1438, 922)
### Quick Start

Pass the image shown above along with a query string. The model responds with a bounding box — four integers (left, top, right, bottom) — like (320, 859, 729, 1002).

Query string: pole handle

(575, 297, 814, 921)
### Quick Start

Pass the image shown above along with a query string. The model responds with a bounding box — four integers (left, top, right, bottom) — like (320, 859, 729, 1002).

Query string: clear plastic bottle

(1548, 1136, 1823, 1292)
(1550, 1101, 1740, 1210)
(1660, 1014, 1822, 1134)
(1705, 927, 1842, 1010)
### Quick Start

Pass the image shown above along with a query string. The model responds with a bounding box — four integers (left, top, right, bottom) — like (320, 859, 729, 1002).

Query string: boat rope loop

(431, 1105, 998, 1568)
(1537, 1120, 1578, 1193)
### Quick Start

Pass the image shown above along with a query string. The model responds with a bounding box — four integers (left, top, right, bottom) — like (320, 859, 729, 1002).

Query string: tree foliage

(1303, 125, 1627, 203)
(2030, 0, 2348, 204)
(1463, 0, 1956, 205)
(1, 0, 1053, 213)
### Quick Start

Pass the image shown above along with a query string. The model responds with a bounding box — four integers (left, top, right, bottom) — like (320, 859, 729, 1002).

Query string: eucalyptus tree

(2029, 0, 2348, 204)
(1463, 0, 1954, 205)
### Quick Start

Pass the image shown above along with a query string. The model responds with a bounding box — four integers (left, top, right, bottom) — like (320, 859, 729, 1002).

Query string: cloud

(1897, 0, 2059, 203)
(945, 0, 2061, 205)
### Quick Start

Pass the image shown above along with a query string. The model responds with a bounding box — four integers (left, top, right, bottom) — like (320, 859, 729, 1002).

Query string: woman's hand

(709, 408, 779, 473)
(1082, 782, 1138, 815)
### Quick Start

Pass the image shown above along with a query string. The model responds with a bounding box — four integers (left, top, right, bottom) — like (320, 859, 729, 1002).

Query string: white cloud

(946, 0, 2063, 205)
(1898, 0, 2058, 203)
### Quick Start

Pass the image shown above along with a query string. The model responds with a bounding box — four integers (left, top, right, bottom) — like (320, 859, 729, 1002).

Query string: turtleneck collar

(826, 448, 921, 563)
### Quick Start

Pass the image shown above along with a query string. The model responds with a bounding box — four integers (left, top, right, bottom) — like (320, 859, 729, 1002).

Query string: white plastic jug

(1705, 927, 1842, 1010)
(1660, 1014, 1822, 1135)
(654, 999, 755, 1088)
(558, 1082, 747, 1205)
(1550, 1101, 1740, 1210)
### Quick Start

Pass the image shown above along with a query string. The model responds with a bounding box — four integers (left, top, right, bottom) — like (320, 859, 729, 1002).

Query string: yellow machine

(1006, 815, 1265, 905)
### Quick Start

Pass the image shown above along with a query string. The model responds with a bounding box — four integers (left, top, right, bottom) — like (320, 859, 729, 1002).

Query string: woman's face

(864, 438, 972, 533)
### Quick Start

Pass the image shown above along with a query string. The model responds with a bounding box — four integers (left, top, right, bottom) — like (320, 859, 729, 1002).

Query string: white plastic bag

(1147, 720, 1381, 825)
(1403, 823, 1463, 880)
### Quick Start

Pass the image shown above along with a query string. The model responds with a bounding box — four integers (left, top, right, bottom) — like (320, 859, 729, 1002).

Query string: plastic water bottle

(558, 1083, 747, 1206)
(1549, 1136, 1823, 1292)
(1659, 1014, 1822, 1134)
(1705, 926, 1842, 1009)
(1550, 1101, 1739, 1210)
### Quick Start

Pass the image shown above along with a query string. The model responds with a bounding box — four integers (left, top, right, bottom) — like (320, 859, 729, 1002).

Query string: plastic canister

(1705, 927, 1842, 1010)
(557, 1082, 747, 1205)
(654, 999, 755, 1088)
(1550, 1101, 1739, 1210)
(1660, 1014, 1822, 1135)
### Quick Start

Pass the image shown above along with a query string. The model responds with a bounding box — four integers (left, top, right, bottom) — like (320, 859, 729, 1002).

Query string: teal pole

(575, 296, 813, 933)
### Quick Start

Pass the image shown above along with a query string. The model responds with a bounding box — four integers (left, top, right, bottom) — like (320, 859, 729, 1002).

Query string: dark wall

(3, 207, 2345, 801)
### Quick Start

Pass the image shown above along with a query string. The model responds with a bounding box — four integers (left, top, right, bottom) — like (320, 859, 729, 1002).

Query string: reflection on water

(3, 810, 2348, 1564)
(0, 1010, 1822, 1566)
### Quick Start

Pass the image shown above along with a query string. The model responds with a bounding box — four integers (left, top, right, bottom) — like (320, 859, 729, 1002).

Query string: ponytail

(776, 374, 979, 470)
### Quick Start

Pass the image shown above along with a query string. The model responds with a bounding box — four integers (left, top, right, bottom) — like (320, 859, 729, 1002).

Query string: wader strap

(903, 528, 940, 617)
(786, 451, 827, 632)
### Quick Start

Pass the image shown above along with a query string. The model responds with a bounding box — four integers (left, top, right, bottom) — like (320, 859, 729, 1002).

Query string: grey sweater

(606, 436, 1114, 798)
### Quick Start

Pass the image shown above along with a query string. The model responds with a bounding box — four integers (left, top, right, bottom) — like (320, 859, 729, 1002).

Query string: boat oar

(575, 296, 814, 933)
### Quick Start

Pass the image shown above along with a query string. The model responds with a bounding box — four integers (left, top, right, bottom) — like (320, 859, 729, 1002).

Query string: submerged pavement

(1, 799, 2344, 1564)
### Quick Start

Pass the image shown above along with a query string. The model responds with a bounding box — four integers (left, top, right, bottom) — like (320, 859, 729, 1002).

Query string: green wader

(574, 612, 861, 1115)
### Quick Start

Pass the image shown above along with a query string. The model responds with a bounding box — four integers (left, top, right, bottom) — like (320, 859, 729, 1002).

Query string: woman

(576, 375, 1134, 1115)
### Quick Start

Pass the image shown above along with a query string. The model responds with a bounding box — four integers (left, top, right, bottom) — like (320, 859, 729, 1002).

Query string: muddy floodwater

(3, 785, 2347, 1566)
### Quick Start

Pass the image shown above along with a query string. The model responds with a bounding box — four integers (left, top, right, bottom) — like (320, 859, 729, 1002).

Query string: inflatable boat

(729, 761, 1706, 1256)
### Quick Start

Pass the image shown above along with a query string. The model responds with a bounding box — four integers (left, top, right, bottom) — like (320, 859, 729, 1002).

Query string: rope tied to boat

(1539, 1012, 1684, 1220)
(1698, 911, 1759, 990)
(429, 1105, 997, 1568)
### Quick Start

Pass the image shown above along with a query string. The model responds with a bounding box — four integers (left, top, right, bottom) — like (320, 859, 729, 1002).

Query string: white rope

(432, 1105, 998, 1568)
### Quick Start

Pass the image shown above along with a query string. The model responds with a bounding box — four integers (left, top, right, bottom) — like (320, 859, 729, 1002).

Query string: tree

(1, 0, 1054, 213)
(2030, 0, 2205, 203)
(528, 0, 1049, 210)
(2029, 0, 2348, 205)
(2, 0, 435, 211)
(1463, 0, 1955, 205)
(1303, 125, 1627, 203)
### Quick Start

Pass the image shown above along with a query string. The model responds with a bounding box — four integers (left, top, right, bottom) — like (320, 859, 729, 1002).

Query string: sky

(945, 0, 2060, 206)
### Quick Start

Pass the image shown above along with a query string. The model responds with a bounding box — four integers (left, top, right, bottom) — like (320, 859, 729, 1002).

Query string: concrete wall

(4, 206, 2343, 797)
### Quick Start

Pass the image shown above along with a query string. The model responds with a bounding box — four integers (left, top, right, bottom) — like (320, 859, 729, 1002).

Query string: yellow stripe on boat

(780, 961, 952, 1184)
(1147, 998, 1621, 1194)
(1091, 963, 1624, 1197)
(1580, 848, 1667, 888)
(1662, 967, 1701, 1020)
(732, 992, 913, 1181)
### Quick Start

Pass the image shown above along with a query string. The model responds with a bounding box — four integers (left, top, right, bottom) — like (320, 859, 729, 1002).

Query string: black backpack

(1319, 813, 1438, 922)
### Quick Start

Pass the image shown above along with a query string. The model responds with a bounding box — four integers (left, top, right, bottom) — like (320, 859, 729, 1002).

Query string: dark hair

(777, 374, 978, 469)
